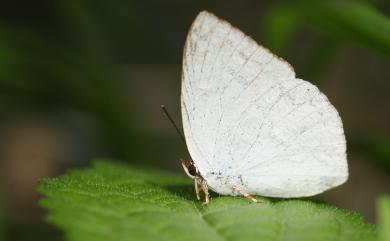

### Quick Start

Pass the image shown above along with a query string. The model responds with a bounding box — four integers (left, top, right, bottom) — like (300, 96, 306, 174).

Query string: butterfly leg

(201, 179, 210, 205)
(233, 187, 258, 203)
(194, 177, 200, 200)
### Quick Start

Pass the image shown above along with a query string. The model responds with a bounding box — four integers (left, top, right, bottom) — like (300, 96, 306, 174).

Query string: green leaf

(378, 196, 390, 241)
(38, 160, 376, 241)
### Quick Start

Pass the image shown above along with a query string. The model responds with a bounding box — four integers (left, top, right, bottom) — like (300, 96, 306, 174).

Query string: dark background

(0, 1, 389, 240)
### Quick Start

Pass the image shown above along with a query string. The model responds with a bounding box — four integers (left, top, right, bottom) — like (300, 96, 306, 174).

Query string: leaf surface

(38, 161, 376, 241)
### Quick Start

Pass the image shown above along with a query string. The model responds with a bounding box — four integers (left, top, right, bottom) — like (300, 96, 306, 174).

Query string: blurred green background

(0, 0, 389, 240)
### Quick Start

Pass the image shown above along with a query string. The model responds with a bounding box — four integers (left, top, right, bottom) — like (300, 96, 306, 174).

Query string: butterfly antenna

(161, 105, 186, 145)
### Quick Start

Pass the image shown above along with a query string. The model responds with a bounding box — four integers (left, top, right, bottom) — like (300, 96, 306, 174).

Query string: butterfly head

(181, 159, 199, 179)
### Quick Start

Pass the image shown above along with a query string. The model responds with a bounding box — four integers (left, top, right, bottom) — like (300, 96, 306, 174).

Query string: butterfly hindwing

(181, 11, 348, 197)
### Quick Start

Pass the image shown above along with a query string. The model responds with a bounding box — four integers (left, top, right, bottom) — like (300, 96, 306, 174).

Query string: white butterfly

(179, 11, 348, 204)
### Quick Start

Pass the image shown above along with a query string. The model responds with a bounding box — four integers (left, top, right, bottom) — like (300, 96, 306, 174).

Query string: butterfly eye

(188, 164, 198, 176)
(181, 160, 198, 178)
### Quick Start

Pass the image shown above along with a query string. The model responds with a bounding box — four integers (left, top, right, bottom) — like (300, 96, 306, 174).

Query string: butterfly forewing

(181, 11, 348, 197)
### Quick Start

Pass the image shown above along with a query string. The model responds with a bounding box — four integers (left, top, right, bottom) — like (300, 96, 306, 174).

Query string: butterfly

(177, 11, 348, 204)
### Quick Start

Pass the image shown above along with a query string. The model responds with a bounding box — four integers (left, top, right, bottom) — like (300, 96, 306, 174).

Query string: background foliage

(0, 0, 388, 240)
